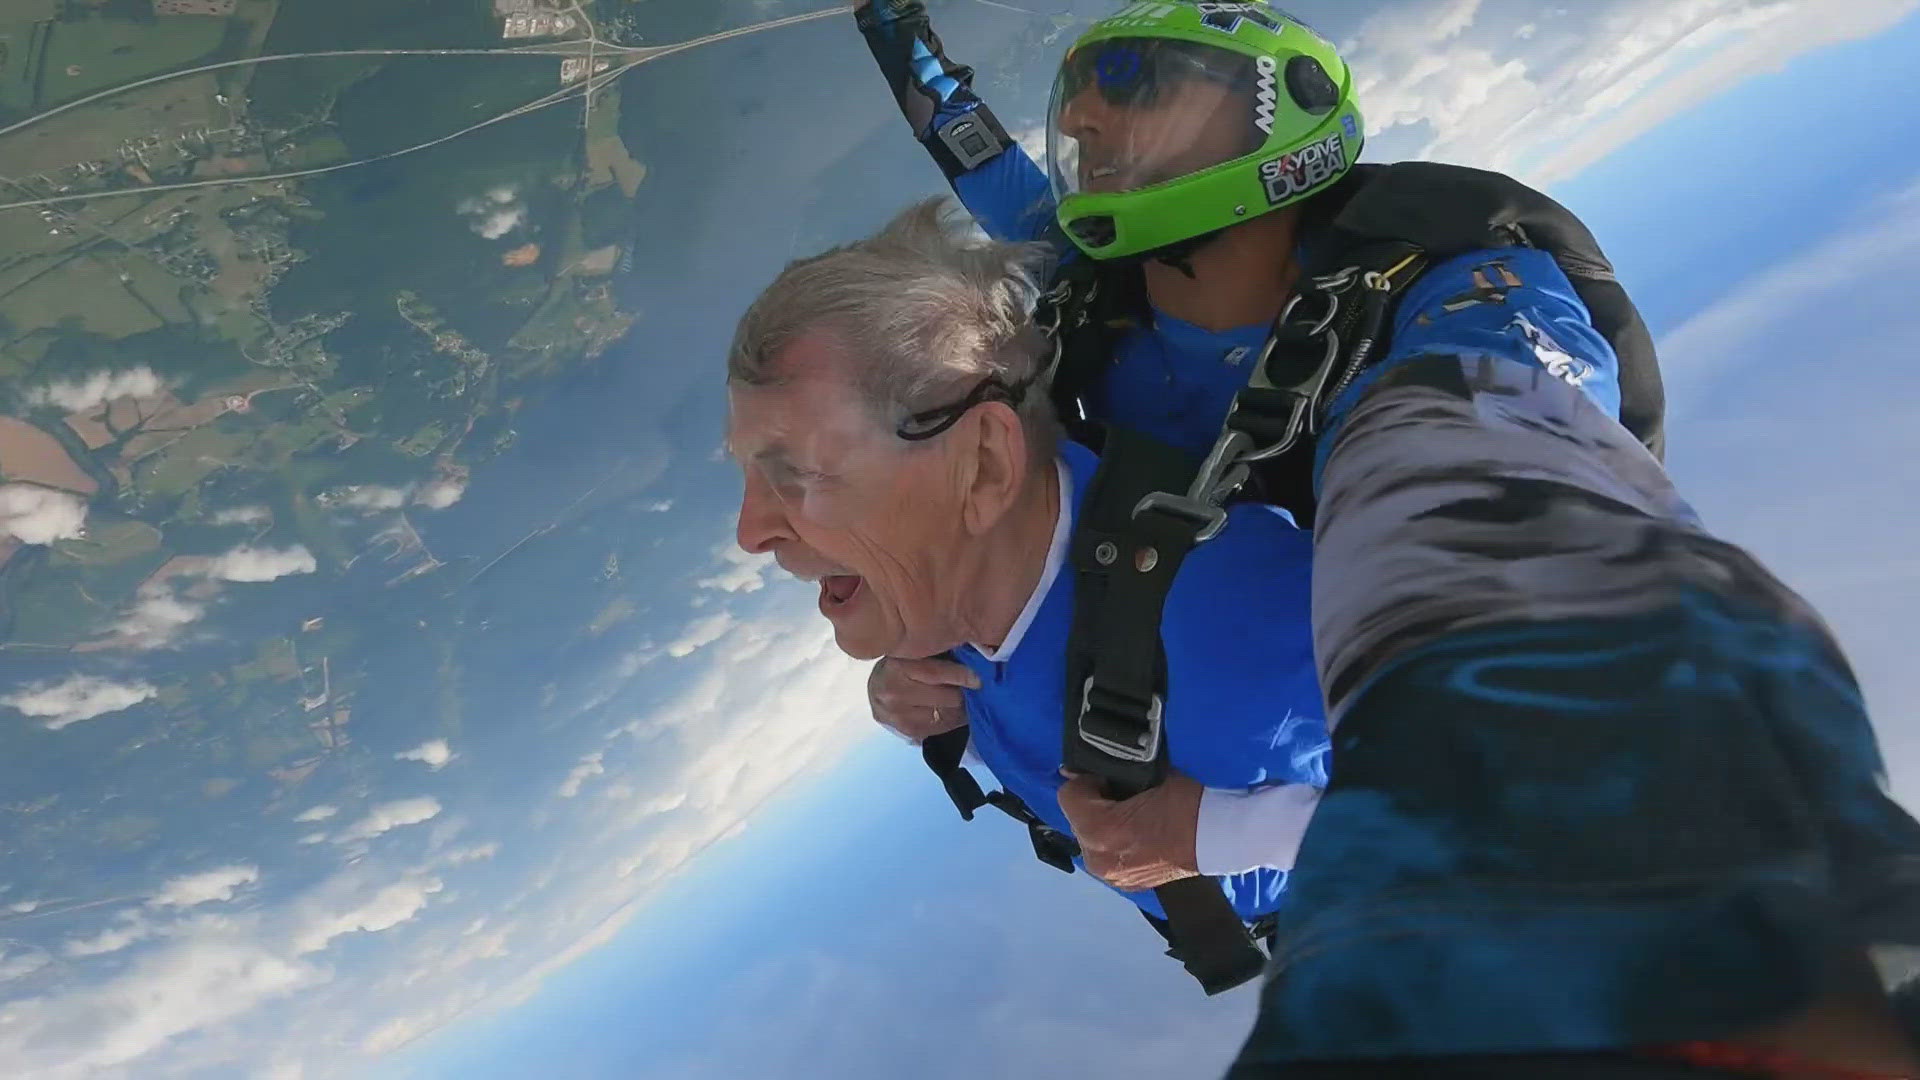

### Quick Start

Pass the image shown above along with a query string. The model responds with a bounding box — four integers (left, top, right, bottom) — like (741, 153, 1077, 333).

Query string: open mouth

(820, 574, 864, 608)
(1081, 163, 1128, 194)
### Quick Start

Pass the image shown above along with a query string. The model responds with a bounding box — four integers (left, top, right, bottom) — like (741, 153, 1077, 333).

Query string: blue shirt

(945, 127, 1624, 455)
(954, 440, 1330, 922)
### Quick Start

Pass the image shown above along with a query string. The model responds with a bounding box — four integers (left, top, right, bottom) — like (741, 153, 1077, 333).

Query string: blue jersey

(953, 441, 1330, 922)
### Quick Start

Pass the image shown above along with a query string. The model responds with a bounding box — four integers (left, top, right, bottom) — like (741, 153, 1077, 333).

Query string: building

(155, 0, 238, 14)
(503, 10, 577, 39)
(560, 57, 611, 84)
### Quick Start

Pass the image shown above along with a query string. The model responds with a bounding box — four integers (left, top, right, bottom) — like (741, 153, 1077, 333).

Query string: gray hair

(728, 197, 1062, 463)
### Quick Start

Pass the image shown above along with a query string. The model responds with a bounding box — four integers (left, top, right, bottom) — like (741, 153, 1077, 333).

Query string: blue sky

(7, 1, 1920, 1077)
(382, 2, 1920, 1078)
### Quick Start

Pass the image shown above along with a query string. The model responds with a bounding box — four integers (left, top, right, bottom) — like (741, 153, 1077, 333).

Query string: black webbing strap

(1042, 258, 1127, 443)
(922, 726, 988, 820)
(1062, 426, 1269, 995)
(923, 725, 1080, 874)
(1144, 909, 1281, 958)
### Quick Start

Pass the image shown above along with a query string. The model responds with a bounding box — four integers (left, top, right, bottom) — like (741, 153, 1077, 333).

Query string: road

(0, 6, 851, 145)
(0, 5, 852, 216)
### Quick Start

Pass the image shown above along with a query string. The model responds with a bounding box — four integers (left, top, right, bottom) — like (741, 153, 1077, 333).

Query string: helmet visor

(1047, 38, 1269, 204)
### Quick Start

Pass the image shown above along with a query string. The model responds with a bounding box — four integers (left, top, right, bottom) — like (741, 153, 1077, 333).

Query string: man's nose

(1058, 86, 1109, 141)
(735, 471, 793, 556)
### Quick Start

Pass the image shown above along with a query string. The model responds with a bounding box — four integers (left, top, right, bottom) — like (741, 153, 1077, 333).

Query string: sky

(4, 0, 1920, 1077)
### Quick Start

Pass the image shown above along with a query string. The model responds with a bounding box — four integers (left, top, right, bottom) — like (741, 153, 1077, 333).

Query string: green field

(0, 12, 52, 116)
(114, 254, 196, 325)
(38, 14, 231, 108)
(7, 572, 107, 647)
(133, 423, 250, 498)
(585, 84, 647, 198)
(0, 251, 168, 339)
(55, 518, 162, 567)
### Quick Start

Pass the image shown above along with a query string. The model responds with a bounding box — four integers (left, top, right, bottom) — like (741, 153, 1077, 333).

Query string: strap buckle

(1076, 675, 1164, 765)
(1132, 429, 1249, 544)
(1028, 822, 1080, 874)
(1130, 274, 1355, 544)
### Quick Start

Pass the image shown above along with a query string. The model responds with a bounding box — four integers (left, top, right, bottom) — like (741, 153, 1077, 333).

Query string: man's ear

(960, 402, 1029, 537)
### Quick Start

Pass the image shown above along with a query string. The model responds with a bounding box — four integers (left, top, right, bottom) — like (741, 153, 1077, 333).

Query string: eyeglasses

(895, 373, 1040, 442)
(1059, 39, 1256, 111)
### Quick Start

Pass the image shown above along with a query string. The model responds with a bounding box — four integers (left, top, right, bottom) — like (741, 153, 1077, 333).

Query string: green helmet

(1045, 2, 1363, 260)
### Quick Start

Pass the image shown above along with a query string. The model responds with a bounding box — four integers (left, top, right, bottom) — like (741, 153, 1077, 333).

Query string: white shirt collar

(971, 457, 1072, 663)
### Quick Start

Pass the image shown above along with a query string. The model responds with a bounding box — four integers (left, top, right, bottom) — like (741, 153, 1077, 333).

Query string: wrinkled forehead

(724, 333, 884, 463)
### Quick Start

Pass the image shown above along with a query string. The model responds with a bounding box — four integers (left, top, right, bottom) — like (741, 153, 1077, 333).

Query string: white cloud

(202, 545, 317, 583)
(293, 804, 338, 823)
(360, 1013, 435, 1055)
(665, 611, 735, 659)
(0, 859, 492, 1076)
(209, 505, 271, 526)
(556, 751, 605, 799)
(1659, 176, 1920, 417)
(442, 841, 500, 865)
(414, 476, 467, 510)
(149, 865, 259, 909)
(355, 978, 496, 1056)
(259, 1056, 307, 1080)
(1010, 122, 1048, 167)
(645, 499, 674, 512)
(28, 366, 163, 412)
(696, 542, 772, 594)
(110, 583, 206, 649)
(64, 919, 152, 957)
(2, 675, 157, 730)
(456, 186, 526, 240)
(607, 787, 687, 818)
(395, 738, 454, 770)
(459, 611, 872, 1022)
(336, 484, 410, 511)
(333, 479, 467, 512)
(0, 927, 321, 1074)
(0, 483, 88, 544)
(336, 797, 443, 844)
(289, 878, 443, 955)
(98, 544, 316, 650)
(297, 833, 328, 845)
(0, 949, 49, 982)
(1344, 0, 1920, 188)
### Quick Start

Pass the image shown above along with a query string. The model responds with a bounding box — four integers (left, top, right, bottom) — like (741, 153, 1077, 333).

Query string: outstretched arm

(853, 0, 1058, 244)
(1234, 246, 1920, 1062)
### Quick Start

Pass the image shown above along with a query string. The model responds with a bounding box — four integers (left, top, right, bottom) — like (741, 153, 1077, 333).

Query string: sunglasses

(1060, 39, 1256, 110)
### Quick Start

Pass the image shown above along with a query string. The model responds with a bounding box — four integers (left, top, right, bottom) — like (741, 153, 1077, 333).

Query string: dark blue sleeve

(1326, 247, 1623, 432)
(855, 1, 1061, 245)
(950, 143, 1058, 244)
(1315, 247, 1623, 489)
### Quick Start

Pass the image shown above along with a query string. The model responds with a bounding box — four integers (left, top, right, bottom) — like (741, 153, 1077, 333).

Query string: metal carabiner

(1281, 286, 1341, 339)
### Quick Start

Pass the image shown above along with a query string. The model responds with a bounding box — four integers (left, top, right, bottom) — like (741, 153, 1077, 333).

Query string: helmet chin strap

(1137, 225, 1232, 279)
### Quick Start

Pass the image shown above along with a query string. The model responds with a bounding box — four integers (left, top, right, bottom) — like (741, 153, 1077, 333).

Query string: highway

(0, 5, 853, 214)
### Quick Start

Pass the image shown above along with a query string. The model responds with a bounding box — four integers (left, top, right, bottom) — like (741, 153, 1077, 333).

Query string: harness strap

(1041, 257, 1128, 443)
(922, 725, 1079, 874)
(1063, 426, 1270, 995)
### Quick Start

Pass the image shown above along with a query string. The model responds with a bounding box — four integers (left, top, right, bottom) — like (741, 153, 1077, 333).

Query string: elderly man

(726, 198, 1330, 990)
